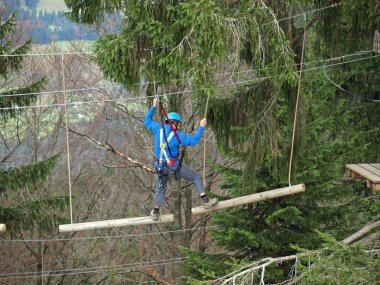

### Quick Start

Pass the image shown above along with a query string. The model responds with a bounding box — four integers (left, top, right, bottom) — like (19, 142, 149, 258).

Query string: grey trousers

(154, 163, 204, 207)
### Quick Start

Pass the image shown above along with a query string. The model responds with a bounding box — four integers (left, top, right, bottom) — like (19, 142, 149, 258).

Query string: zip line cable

(0, 225, 221, 243)
(0, 53, 350, 99)
(288, 14, 307, 186)
(276, 2, 340, 23)
(323, 59, 380, 102)
(0, 50, 374, 99)
(0, 257, 189, 280)
(0, 52, 378, 112)
(0, 54, 340, 99)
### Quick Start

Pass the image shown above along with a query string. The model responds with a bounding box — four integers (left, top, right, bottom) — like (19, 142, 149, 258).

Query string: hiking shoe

(204, 198, 218, 209)
(151, 209, 160, 221)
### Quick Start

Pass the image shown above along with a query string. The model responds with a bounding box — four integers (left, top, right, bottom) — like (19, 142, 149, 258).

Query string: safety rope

(61, 53, 73, 223)
(153, 79, 181, 144)
(288, 14, 307, 186)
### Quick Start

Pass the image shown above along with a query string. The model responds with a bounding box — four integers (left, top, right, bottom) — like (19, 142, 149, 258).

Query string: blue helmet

(167, 112, 182, 123)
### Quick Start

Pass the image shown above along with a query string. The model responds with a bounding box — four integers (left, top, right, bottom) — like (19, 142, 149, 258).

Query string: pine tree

(182, 0, 380, 283)
(0, 12, 69, 235)
(0, 14, 47, 119)
(64, 0, 380, 283)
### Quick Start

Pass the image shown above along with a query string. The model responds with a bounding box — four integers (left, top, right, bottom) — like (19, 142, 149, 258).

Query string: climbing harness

(158, 128, 177, 166)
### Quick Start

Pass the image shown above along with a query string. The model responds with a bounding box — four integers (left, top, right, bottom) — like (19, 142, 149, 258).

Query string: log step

(59, 184, 305, 233)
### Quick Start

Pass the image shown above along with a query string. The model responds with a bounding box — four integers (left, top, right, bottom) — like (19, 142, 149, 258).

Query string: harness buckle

(160, 143, 166, 151)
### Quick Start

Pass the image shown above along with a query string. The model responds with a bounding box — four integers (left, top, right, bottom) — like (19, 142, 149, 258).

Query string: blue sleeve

(144, 106, 161, 134)
(178, 126, 205, 146)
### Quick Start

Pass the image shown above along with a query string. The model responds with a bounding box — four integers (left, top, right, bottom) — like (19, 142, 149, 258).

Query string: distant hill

(19, 0, 68, 11)
(11, 0, 99, 44)
(37, 0, 68, 12)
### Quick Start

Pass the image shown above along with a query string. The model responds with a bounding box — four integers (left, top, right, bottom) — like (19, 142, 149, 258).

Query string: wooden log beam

(343, 220, 380, 245)
(0, 224, 6, 232)
(59, 214, 175, 233)
(192, 184, 305, 215)
(59, 184, 305, 233)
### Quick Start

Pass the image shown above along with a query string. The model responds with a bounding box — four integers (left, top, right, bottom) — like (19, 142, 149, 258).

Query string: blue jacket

(144, 106, 205, 167)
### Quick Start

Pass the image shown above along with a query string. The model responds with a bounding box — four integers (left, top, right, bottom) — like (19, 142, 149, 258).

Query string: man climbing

(144, 98, 218, 221)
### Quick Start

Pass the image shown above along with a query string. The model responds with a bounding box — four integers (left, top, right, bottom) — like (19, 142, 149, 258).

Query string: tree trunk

(183, 187, 192, 247)
(198, 216, 207, 253)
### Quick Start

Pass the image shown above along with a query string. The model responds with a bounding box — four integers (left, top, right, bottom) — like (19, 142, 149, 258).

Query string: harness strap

(159, 129, 176, 166)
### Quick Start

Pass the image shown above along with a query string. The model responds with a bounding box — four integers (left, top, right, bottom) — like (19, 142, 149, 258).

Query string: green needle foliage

(184, 0, 380, 283)
(0, 12, 69, 235)
(0, 14, 47, 120)
(0, 154, 60, 191)
(64, 0, 380, 283)
(296, 232, 380, 285)
(65, 0, 296, 102)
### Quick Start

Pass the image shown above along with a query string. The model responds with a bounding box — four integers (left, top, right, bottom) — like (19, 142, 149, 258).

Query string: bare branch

(66, 126, 155, 173)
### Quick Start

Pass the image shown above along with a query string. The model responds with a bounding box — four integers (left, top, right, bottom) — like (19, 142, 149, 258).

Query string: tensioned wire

(0, 52, 378, 111)
(0, 225, 221, 242)
(0, 257, 189, 279)
(0, 55, 352, 99)
(0, 49, 372, 99)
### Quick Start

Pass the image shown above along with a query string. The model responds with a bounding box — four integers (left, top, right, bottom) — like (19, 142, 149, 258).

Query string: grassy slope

(36, 0, 68, 11)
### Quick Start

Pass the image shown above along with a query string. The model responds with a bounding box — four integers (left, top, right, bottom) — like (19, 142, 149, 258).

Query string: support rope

(203, 93, 211, 187)
(61, 53, 74, 224)
(288, 14, 307, 186)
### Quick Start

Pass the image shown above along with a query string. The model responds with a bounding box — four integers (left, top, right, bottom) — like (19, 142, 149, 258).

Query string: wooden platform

(346, 163, 380, 191)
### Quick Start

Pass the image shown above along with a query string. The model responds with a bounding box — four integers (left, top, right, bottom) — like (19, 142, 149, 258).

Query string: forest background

(0, 0, 380, 284)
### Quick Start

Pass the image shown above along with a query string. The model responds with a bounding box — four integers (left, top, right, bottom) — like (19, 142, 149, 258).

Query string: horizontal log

(59, 214, 174, 233)
(192, 184, 305, 215)
(59, 184, 305, 233)
(0, 224, 6, 232)
(343, 220, 380, 245)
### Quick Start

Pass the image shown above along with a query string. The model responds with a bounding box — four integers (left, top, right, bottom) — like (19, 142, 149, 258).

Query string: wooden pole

(374, 30, 380, 54)
(0, 224, 6, 232)
(59, 214, 175, 233)
(192, 184, 305, 215)
(59, 184, 305, 233)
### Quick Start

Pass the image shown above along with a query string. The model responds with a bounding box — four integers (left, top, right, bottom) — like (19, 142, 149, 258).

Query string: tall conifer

(0, 12, 68, 234)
